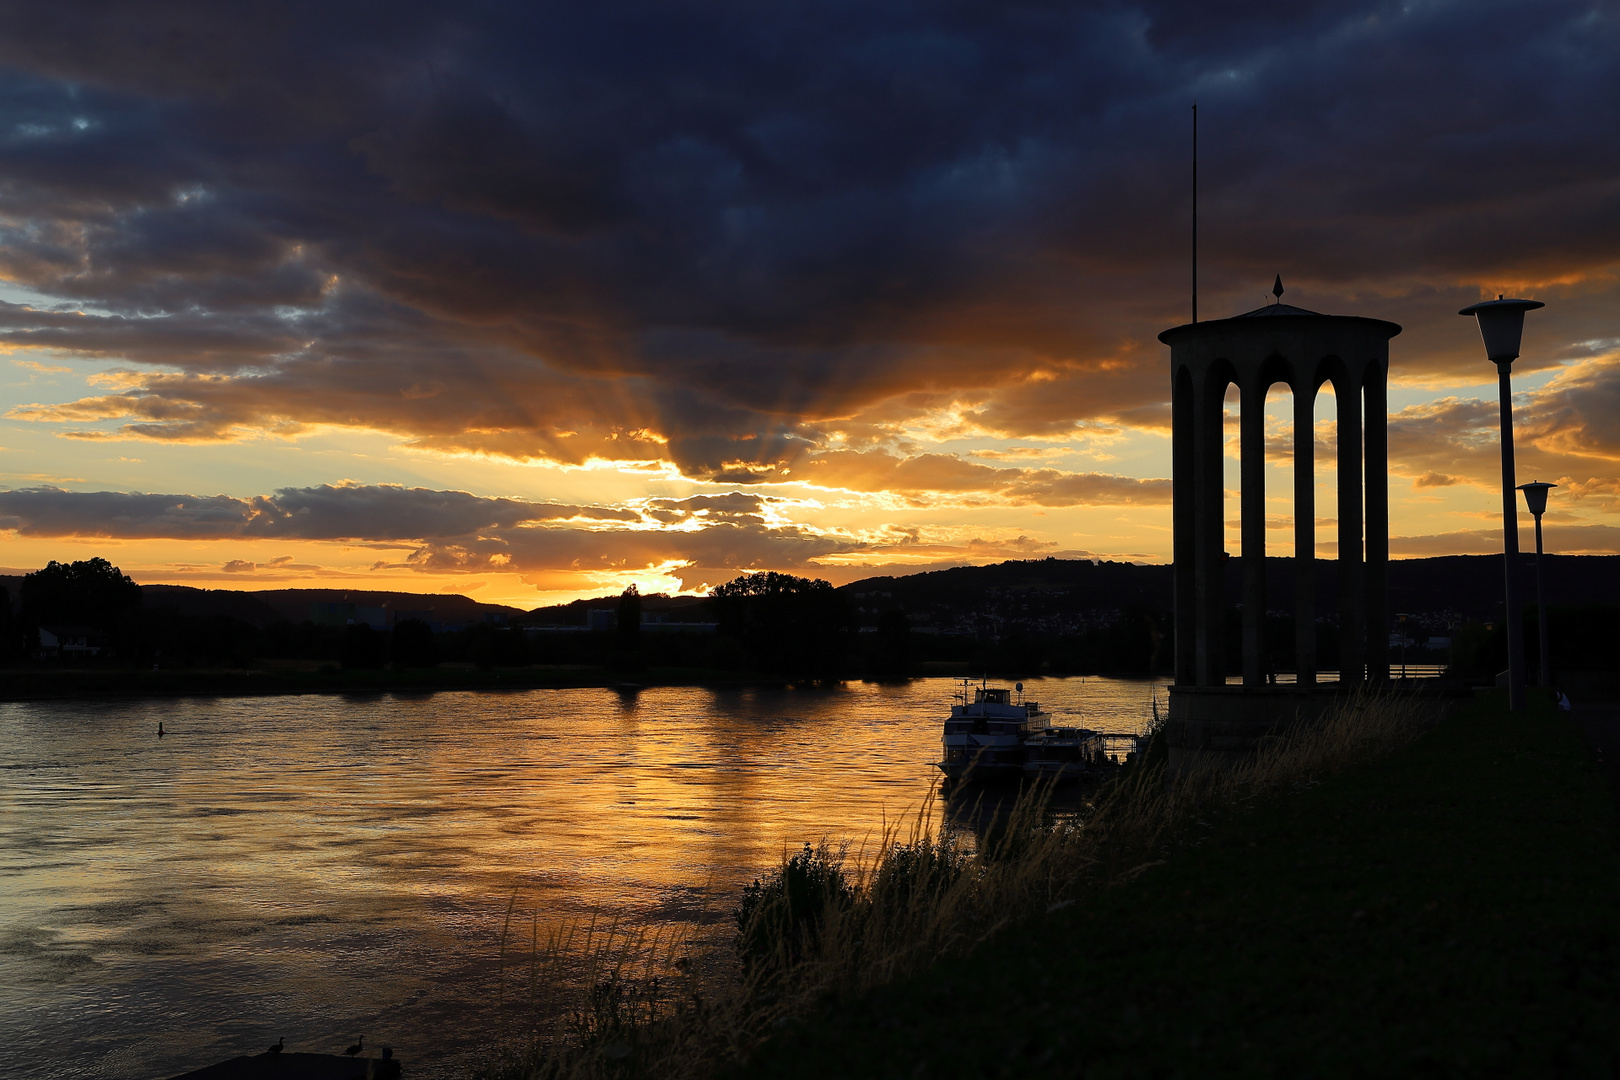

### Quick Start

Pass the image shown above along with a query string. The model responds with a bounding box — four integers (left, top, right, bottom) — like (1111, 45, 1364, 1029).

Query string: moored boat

(937, 680, 1049, 781)
(937, 679, 1147, 783)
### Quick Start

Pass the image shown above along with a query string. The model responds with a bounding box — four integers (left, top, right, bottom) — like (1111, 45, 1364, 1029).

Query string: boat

(1021, 727, 1142, 780)
(937, 679, 1146, 783)
(937, 680, 1051, 781)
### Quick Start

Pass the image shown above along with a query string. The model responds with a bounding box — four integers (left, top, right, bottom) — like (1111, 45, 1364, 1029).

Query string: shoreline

(0, 664, 774, 701)
(0, 663, 1172, 702)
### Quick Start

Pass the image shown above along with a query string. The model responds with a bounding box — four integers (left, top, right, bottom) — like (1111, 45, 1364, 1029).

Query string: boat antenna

(1191, 101, 1198, 324)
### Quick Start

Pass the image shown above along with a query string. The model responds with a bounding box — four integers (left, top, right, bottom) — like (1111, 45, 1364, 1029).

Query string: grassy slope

(746, 695, 1620, 1078)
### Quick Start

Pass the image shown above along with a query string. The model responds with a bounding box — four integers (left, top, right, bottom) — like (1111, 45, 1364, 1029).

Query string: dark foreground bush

(735, 842, 855, 971)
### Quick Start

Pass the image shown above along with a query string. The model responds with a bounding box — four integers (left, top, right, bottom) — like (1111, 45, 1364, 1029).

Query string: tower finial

(1273, 274, 1284, 303)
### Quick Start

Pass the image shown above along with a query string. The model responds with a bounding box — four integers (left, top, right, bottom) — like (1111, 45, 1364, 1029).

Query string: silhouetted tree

(341, 624, 389, 669)
(391, 618, 437, 668)
(459, 622, 528, 669)
(708, 572, 851, 677)
(0, 585, 14, 661)
(616, 584, 642, 653)
(875, 608, 911, 676)
(21, 558, 143, 655)
(21, 558, 142, 627)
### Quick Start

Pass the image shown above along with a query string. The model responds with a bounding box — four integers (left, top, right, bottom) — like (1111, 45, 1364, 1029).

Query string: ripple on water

(0, 676, 1168, 1080)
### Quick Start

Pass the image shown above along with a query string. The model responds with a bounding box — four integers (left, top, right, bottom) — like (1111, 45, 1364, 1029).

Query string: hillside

(148, 586, 527, 627)
(0, 578, 526, 629)
(3, 554, 1616, 635)
(840, 553, 1620, 632)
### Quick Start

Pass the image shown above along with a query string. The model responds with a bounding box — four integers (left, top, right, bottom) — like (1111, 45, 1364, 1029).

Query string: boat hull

(937, 755, 1027, 783)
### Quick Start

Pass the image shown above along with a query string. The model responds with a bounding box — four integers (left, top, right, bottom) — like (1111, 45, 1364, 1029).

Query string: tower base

(1165, 683, 1351, 771)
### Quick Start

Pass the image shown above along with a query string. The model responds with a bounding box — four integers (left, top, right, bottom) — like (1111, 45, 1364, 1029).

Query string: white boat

(937, 679, 1146, 783)
(937, 680, 1050, 781)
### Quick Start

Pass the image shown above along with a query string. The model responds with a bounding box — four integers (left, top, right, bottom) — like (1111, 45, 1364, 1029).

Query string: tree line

(2, 557, 1257, 680)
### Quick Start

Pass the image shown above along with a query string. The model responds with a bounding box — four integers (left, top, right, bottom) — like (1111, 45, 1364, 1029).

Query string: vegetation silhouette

(708, 571, 851, 678)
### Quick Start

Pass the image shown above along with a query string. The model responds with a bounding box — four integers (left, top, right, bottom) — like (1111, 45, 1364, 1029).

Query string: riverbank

(739, 691, 1620, 1077)
(0, 661, 1169, 701)
(0, 663, 777, 700)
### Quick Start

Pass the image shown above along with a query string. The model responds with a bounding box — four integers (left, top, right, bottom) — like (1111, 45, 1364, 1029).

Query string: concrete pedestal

(1165, 683, 1349, 770)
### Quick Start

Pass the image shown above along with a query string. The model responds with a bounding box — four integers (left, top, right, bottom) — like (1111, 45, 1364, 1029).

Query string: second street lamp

(1518, 480, 1557, 692)
(1459, 296, 1543, 713)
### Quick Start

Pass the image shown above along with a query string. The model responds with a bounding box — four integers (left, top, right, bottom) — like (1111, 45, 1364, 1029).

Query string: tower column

(1293, 374, 1317, 686)
(1173, 368, 1196, 685)
(1240, 375, 1267, 686)
(1193, 375, 1227, 685)
(1363, 366, 1389, 683)
(1336, 379, 1365, 684)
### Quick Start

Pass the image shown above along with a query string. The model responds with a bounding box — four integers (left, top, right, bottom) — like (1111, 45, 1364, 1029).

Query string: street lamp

(1517, 480, 1557, 691)
(1459, 295, 1543, 713)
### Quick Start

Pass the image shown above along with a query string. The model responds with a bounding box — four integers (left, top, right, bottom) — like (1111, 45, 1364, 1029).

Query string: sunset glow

(0, 5, 1616, 605)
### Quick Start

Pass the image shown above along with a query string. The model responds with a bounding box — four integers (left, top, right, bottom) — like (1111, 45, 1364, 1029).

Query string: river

(0, 676, 1169, 1079)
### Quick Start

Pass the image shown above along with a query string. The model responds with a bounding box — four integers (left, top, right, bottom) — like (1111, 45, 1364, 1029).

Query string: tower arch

(1158, 298, 1400, 768)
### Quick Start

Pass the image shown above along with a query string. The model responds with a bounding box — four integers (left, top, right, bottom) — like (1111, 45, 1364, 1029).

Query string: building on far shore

(35, 625, 103, 660)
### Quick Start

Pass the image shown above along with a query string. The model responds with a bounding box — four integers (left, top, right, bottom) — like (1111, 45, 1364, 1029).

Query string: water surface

(0, 677, 1167, 1079)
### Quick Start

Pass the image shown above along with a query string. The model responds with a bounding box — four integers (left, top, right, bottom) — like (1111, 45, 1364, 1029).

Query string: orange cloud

(795, 449, 1171, 505)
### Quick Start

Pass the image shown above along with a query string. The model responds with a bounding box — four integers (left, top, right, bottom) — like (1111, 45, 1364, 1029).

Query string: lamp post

(1517, 480, 1556, 691)
(1459, 296, 1543, 713)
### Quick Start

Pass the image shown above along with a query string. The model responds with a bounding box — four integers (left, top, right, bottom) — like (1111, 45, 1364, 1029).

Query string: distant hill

(517, 592, 713, 626)
(26, 584, 526, 628)
(147, 586, 527, 627)
(1381, 554, 1620, 617)
(838, 553, 1620, 631)
(136, 585, 286, 626)
(2, 554, 1615, 633)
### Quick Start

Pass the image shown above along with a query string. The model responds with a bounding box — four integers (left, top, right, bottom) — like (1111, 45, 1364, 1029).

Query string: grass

(744, 690, 1620, 1078)
(475, 687, 1554, 1079)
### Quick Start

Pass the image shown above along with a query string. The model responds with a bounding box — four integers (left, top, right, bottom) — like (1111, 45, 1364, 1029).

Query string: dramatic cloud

(796, 450, 1172, 505)
(1381, 355, 1620, 494)
(0, 483, 637, 540)
(0, 1, 1615, 598)
(0, 0, 1613, 482)
(1386, 523, 1620, 558)
(0, 479, 1171, 594)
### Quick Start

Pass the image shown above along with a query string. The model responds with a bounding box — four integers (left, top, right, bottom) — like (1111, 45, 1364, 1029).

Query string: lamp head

(1458, 296, 1544, 364)
(1517, 480, 1556, 517)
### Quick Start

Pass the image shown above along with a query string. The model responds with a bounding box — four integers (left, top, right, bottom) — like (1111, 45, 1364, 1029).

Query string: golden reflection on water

(0, 677, 1167, 1079)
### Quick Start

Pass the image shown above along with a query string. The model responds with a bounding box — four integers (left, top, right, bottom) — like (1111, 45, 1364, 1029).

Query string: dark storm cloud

(0, 0, 1616, 472)
(0, 483, 636, 539)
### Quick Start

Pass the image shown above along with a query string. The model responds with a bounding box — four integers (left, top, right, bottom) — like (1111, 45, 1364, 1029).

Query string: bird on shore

(344, 1036, 364, 1059)
(158, 722, 164, 737)
(267, 1037, 283, 1055)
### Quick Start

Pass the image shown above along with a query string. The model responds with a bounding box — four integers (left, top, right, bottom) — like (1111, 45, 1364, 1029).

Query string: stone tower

(1158, 295, 1401, 767)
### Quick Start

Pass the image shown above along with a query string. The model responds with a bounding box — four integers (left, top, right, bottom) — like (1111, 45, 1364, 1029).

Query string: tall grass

(475, 688, 1438, 1080)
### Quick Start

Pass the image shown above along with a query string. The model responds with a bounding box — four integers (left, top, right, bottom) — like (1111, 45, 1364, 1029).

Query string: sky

(0, 0, 1616, 609)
